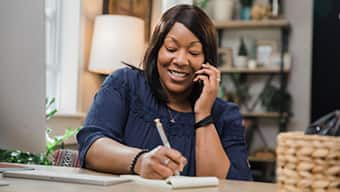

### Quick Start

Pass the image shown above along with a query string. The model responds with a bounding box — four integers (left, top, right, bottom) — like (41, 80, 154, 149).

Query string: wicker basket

(276, 132, 340, 192)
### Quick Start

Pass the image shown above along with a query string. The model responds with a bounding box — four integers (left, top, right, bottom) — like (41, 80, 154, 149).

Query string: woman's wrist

(129, 149, 148, 175)
(194, 115, 214, 129)
(195, 111, 211, 122)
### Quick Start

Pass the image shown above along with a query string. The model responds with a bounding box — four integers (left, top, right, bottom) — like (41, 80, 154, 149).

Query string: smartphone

(192, 60, 211, 102)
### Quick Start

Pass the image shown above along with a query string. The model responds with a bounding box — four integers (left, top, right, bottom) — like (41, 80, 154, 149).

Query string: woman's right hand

(134, 146, 187, 179)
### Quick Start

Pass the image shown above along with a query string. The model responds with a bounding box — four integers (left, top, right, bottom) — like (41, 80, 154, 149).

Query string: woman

(77, 4, 252, 180)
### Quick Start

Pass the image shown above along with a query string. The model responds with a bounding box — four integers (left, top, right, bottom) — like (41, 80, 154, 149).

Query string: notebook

(120, 175, 219, 189)
(3, 169, 131, 186)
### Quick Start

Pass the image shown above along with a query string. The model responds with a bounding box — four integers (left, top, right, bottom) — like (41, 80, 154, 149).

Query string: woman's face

(157, 22, 205, 96)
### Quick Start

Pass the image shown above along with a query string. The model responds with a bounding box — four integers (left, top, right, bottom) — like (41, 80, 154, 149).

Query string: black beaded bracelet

(194, 115, 214, 129)
(129, 149, 148, 175)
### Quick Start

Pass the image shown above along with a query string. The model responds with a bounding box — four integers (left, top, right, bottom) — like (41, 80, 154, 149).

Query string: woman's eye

(190, 51, 201, 56)
(166, 47, 177, 52)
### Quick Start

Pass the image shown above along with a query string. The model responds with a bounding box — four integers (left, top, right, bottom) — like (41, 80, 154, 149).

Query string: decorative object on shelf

(250, 3, 271, 20)
(260, 84, 291, 113)
(240, 0, 253, 20)
(256, 40, 277, 67)
(88, 15, 145, 74)
(235, 37, 248, 68)
(194, 0, 209, 9)
(218, 48, 233, 68)
(247, 59, 257, 69)
(269, 52, 281, 67)
(252, 148, 276, 160)
(213, 0, 234, 21)
(269, 0, 281, 18)
(229, 73, 250, 107)
(283, 52, 292, 69)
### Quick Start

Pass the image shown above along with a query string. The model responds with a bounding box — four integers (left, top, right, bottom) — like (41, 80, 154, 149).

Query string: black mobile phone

(197, 59, 213, 92)
(193, 59, 211, 100)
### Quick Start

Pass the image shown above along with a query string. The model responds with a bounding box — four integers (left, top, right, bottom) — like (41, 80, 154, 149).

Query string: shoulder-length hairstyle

(142, 4, 217, 105)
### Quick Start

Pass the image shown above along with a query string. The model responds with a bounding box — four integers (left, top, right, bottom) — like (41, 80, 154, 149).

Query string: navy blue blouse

(77, 67, 252, 181)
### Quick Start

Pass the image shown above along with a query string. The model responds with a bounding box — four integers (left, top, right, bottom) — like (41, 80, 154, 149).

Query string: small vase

(240, 6, 251, 20)
(213, 0, 234, 21)
(235, 56, 248, 68)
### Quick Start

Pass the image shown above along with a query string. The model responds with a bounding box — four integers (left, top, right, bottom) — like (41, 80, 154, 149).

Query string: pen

(154, 118, 180, 176)
(154, 118, 171, 148)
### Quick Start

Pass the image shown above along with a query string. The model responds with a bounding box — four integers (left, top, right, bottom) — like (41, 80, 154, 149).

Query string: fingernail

(182, 157, 187, 164)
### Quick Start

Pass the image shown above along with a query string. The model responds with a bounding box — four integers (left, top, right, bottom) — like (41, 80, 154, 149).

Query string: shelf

(219, 66, 290, 74)
(214, 19, 289, 29)
(248, 156, 276, 163)
(241, 112, 288, 118)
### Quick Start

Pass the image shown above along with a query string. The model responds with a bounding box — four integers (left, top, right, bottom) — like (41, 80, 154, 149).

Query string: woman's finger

(157, 146, 186, 172)
(152, 161, 174, 179)
(195, 67, 221, 84)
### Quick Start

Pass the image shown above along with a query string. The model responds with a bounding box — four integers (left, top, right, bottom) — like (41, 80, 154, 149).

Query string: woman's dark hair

(142, 4, 217, 105)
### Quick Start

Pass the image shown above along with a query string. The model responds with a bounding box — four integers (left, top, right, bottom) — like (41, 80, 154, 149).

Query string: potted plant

(0, 98, 80, 165)
(235, 37, 248, 68)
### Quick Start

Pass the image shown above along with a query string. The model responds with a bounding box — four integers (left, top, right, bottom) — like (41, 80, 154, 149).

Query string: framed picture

(256, 40, 277, 66)
(218, 48, 233, 68)
(103, 0, 152, 41)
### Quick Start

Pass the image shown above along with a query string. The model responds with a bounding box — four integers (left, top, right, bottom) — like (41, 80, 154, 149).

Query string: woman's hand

(134, 146, 187, 179)
(193, 63, 221, 120)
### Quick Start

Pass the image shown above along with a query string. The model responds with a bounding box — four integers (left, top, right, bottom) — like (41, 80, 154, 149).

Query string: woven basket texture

(277, 132, 340, 192)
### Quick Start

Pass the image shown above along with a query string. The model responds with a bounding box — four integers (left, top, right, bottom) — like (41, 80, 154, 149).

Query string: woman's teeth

(170, 70, 186, 77)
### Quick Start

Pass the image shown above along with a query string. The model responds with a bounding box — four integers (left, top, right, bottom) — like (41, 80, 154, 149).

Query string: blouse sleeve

(220, 104, 253, 181)
(76, 68, 131, 168)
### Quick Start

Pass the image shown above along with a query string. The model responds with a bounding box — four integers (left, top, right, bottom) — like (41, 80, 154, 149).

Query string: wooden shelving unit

(214, 19, 289, 29)
(242, 112, 289, 118)
(216, 19, 292, 182)
(248, 156, 276, 163)
(219, 67, 290, 74)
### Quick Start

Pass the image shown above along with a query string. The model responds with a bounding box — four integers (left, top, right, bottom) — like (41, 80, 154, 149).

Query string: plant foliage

(0, 98, 80, 165)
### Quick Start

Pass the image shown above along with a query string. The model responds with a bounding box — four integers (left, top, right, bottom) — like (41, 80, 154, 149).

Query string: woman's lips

(168, 70, 190, 82)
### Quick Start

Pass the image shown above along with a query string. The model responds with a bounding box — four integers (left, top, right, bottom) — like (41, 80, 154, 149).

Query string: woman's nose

(173, 50, 189, 66)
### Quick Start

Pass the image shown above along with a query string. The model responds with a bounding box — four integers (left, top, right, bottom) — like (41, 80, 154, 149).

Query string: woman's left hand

(193, 63, 221, 120)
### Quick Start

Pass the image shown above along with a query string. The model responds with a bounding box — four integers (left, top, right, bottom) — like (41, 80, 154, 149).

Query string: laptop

(3, 169, 131, 186)
(0, 162, 35, 172)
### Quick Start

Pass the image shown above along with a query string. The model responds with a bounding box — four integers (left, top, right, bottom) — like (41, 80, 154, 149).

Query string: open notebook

(120, 175, 219, 189)
(3, 169, 130, 186)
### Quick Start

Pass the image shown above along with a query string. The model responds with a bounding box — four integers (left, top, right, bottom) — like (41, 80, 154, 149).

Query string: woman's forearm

(85, 137, 140, 174)
(195, 123, 230, 179)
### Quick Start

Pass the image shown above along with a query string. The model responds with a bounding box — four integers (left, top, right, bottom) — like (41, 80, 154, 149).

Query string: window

(45, 0, 81, 114)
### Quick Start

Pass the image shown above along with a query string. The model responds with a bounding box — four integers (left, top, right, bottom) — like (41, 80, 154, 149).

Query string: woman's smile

(167, 69, 191, 82)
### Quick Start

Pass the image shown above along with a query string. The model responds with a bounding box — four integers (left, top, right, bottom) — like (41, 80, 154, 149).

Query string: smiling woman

(77, 4, 252, 181)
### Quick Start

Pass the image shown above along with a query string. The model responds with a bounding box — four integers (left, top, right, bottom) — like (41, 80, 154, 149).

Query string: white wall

(285, 0, 313, 132)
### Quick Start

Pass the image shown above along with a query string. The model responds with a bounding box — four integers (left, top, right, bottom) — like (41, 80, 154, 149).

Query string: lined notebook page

(120, 175, 219, 189)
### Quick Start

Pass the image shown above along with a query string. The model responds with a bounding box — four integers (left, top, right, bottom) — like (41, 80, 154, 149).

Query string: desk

(0, 165, 276, 192)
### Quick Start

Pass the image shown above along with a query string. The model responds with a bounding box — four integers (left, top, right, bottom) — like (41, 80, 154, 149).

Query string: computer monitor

(0, 0, 46, 153)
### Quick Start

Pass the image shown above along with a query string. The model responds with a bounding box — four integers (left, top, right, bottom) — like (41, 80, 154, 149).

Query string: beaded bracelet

(194, 115, 214, 129)
(128, 149, 148, 175)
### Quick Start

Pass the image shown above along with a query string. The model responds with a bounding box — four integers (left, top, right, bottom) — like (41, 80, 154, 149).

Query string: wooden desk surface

(0, 165, 276, 192)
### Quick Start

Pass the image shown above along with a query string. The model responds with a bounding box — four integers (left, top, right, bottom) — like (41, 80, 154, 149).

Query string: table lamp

(88, 15, 144, 74)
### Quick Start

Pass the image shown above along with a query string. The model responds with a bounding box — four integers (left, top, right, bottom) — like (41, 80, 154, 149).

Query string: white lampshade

(89, 15, 144, 74)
